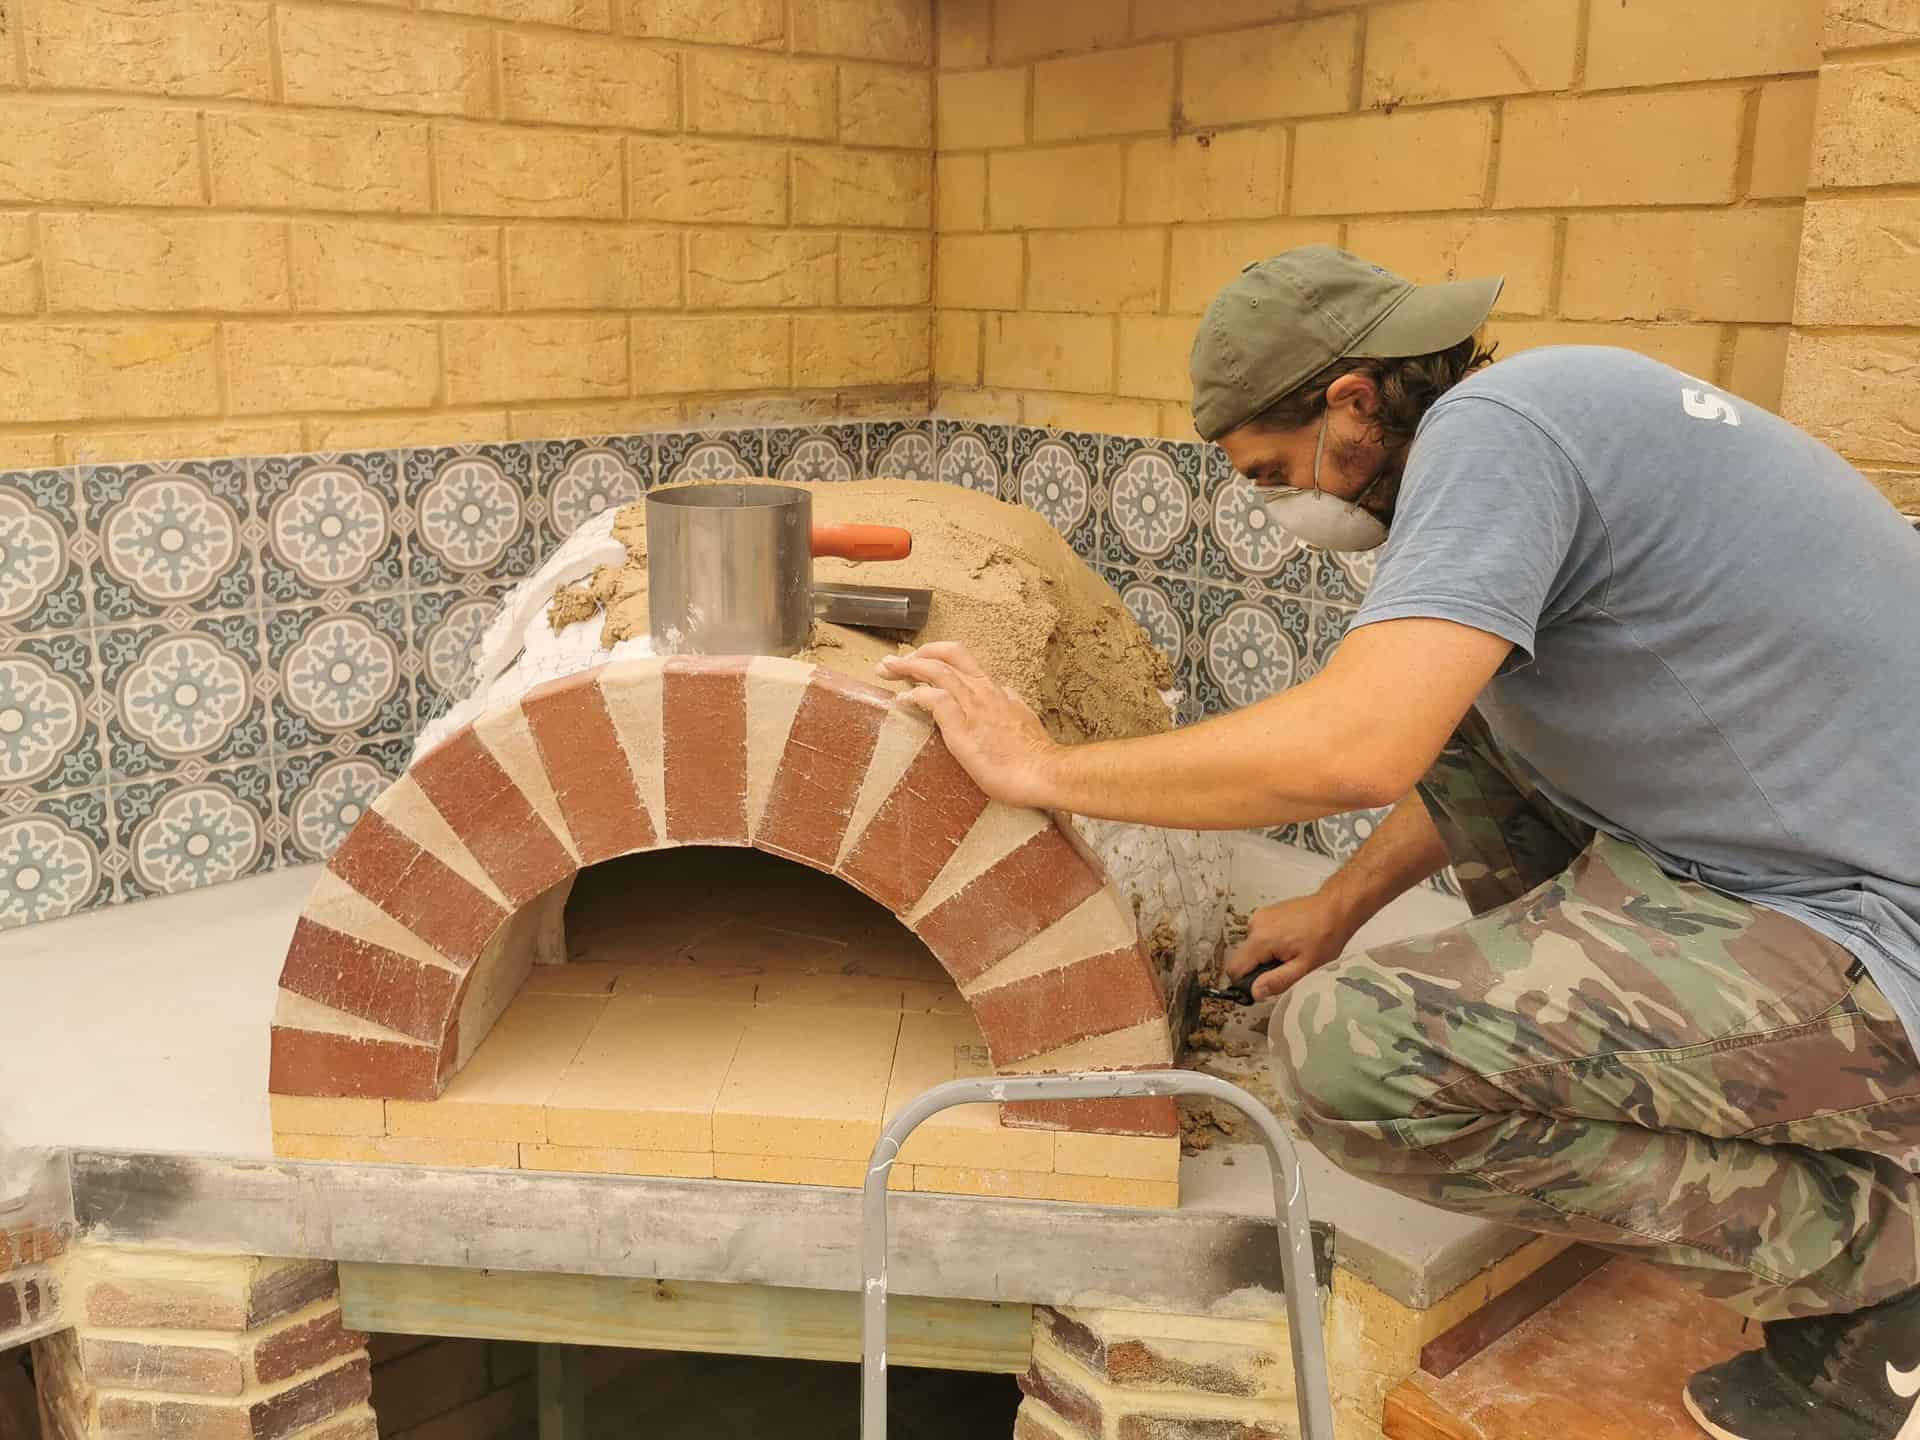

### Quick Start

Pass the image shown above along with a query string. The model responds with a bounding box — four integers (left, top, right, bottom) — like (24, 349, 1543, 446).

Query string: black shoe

(1683, 1286, 1920, 1439)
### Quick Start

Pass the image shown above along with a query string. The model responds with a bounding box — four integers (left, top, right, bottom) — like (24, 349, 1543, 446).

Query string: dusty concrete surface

(553, 478, 1175, 746)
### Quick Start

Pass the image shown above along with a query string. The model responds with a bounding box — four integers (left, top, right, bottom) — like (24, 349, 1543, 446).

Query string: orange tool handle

(811, 523, 912, 562)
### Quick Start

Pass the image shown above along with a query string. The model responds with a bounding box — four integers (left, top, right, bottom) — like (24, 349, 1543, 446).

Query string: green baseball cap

(1189, 245, 1504, 442)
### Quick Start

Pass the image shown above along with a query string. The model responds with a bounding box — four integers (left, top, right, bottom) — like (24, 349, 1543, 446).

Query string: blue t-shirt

(1352, 345, 1920, 1050)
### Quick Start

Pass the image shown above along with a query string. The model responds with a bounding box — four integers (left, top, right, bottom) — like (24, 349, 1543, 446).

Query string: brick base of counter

(32, 1247, 375, 1440)
(0, 1218, 68, 1353)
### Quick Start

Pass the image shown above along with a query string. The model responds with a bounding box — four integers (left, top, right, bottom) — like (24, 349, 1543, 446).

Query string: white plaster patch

(410, 507, 641, 763)
(472, 705, 579, 863)
(743, 656, 815, 840)
(1077, 816, 1234, 1004)
(468, 519, 625, 697)
(371, 774, 509, 910)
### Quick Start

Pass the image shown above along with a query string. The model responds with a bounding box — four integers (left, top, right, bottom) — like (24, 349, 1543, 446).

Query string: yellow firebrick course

(932, 0, 1835, 449)
(272, 968, 1179, 1208)
(0, 0, 933, 464)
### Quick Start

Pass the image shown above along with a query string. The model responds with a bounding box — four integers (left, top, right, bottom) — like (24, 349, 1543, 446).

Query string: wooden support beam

(1419, 1246, 1612, 1379)
(340, 1263, 1033, 1375)
(538, 1345, 586, 1440)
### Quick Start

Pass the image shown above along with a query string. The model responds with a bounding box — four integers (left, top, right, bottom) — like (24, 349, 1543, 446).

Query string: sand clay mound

(550, 478, 1175, 747)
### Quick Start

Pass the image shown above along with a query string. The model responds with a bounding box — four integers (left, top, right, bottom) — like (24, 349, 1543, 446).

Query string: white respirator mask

(1256, 414, 1391, 553)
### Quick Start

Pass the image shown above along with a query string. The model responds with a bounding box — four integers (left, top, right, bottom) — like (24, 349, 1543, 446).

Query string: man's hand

(877, 642, 1062, 809)
(1227, 893, 1358, 1001)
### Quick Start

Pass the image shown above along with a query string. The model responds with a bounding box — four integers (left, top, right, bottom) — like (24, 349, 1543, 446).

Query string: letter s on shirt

(1682, 387, 1742, 427)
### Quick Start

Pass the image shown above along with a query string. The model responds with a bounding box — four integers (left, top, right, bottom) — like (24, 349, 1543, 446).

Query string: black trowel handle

(1205, 958, 1287, 1006)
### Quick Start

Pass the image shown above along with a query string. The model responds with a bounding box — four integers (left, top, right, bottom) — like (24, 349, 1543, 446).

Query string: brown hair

(1249, 334, 1499, 446)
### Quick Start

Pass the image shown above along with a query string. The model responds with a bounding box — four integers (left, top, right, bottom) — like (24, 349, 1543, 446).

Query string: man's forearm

(1316, 795, 1452, 935)
(1037, 689, 1386, 830)
(886, 617, 1512, 832)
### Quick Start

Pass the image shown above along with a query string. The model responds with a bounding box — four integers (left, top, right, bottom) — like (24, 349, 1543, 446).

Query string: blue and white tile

(1264, 820, 1329, 860)
(533, 435, 651, 547)
(114, 762, 275, 903)
(1010, 427, 1100, 559)
(1098, 563, 1192, 674)
(0, 631, 103, 797)
(85, 459, 256, 623)
(1193, 583, 1309, 713)
(0, 788, 115, 929)
(0, 467, 89, 639)
(276, 739, 408, 865)
(1305, 602, 1356, 679)
(1308, 807, 1390, 867)
(1198, 471, 1316, 596)
(934, 420, 1008, 497)
(1177, 634, 1223, 724)
(655, 430, 766, 487)
(865, 420, 933, 482)
(98, 614, 270, 783)
(410, 586, 505, 731)
(265, 597, 413, 755)
(254, 450, 404, 607)
(1311, 548, 1374, 605)
(402, 443, 542, 593)
(1197, 436, 1238, 494)
(765, 425, 861, 485)
(1100, 436, 1203, 577)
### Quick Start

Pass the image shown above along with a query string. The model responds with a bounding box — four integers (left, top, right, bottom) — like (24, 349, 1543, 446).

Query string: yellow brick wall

(932, 0, 1824, 442)
(1780, 0, 1920, 510)
(0, 0, 933, 467)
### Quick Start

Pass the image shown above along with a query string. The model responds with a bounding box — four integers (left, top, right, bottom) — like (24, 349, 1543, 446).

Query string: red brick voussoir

(269, 657, 1173, 1135)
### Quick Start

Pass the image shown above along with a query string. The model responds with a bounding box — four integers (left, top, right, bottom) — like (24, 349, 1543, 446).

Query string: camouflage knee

(1267, 953, 1439, 1132)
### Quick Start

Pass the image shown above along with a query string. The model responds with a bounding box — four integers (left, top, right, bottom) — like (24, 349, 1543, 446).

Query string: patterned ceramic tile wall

(0, 416, 1413, 931)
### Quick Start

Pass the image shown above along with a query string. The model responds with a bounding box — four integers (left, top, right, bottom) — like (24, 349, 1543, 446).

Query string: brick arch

(269, 656, 1175, 1138)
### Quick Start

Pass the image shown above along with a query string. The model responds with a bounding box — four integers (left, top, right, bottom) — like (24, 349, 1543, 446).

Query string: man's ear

(1324, 369, 1377, 415)
(1325, 370, 1384, 436)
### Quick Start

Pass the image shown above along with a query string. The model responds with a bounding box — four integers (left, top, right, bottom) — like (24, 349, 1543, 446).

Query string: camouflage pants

(1269, 713, 1920, 1319)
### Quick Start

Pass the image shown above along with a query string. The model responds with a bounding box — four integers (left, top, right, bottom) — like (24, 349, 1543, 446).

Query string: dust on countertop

(547, 477, 1175, 747)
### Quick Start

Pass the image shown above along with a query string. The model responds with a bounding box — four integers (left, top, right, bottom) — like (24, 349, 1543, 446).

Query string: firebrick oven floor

(273, 847, 1181, 1207)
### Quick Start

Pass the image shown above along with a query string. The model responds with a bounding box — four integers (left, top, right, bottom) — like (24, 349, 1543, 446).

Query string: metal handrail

(860, 1071, 1334, 1440)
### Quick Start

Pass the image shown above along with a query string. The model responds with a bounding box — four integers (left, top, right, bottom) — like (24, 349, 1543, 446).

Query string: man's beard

(1329, 433, 1404, 524)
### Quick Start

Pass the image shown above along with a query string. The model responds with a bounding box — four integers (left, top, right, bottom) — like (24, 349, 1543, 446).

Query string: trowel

(1201, 958, 1286, 1006)
(810, 523, 933, 633)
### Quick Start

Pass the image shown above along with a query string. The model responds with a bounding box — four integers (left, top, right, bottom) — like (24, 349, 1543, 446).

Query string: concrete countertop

(0, 836, 1524, 1311)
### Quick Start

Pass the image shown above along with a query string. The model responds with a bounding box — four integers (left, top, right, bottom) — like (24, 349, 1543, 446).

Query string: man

(881, 246, 1920, 1440)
